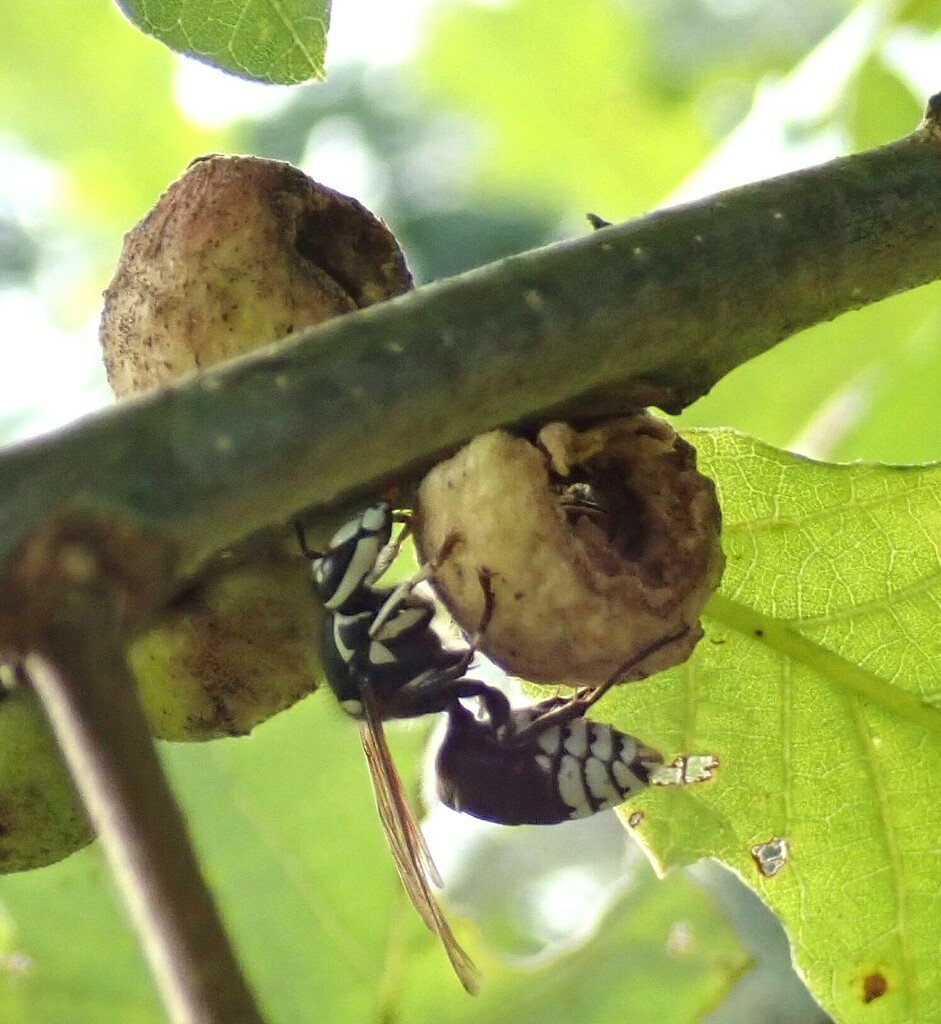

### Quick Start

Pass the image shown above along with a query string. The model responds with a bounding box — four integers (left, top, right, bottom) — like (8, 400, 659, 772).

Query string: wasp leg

(575, 626, 692, 712)
(369, 528, 465, 639)
(369, 564, 434, 638)
(502, 695, 583, 745)
(383, 669, 512, 727)
(470, 567, 497, 644)
(509, 627, 693, 744)
(371, 547, 506, 721)
(366, 508, 413, 585)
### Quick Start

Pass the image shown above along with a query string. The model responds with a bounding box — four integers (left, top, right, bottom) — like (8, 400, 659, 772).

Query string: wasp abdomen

(535, 713, 663, 818)
(436, 704, 663, 826)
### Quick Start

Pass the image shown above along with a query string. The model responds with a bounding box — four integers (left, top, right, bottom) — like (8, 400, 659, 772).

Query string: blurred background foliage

(1, 0, 940, 1021)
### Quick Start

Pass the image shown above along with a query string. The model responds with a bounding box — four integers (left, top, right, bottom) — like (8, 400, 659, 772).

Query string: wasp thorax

(413, 415, 724, 687)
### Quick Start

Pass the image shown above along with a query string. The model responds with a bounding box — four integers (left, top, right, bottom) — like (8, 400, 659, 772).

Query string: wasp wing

(359, 687, 479, 994)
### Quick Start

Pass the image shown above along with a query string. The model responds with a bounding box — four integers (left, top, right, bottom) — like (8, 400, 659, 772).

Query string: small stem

(23, 610, 266, 1024)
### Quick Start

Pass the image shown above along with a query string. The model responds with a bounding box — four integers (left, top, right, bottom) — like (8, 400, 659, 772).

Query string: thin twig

(7, 514, 266, 1024)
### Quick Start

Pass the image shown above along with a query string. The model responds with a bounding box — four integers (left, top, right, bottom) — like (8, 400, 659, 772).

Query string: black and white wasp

(304, 501, 501, 992)
(304, 502, 702, 992)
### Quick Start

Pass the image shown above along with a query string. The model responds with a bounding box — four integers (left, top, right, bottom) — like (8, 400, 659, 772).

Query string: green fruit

(415, 415, 725, 687)
(131, 548, 324, 741)
(0, 685, 91, 872)
(100, 154, 412, 396)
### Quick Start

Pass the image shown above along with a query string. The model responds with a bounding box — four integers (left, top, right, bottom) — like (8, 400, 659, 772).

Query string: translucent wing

(359, 687, 479, 994)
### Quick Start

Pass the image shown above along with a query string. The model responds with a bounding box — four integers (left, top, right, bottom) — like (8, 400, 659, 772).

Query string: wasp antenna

(367, 517, 413, 585)
(387, 510, 414, 558)
(579, 626, 693, 714)
(433, 529, 463, 567)
(294, 520, 322, 561)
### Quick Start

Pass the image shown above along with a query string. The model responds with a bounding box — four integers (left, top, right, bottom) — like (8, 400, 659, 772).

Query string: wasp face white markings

(325, 532, 383, 610)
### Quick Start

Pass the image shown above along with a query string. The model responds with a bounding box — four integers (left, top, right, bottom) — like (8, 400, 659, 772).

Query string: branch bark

(2, 98, 941, 577)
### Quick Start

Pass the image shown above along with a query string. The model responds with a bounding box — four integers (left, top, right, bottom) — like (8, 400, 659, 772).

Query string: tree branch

(2, 99, 941, 576)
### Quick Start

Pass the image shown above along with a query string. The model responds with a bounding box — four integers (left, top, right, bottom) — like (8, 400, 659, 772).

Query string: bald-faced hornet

(305, 502, 504, 992)
(304, 503, 714, 992)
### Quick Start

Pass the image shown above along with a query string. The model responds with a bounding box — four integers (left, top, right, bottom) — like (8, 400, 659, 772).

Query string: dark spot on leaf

(628, 811, 643, 827)
(754, 628, 764, 638)
(862, 972, 888, 1003)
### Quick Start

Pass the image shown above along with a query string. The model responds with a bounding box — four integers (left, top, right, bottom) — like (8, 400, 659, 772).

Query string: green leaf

(0, 1, 224, 228)
(116, 0, 330, 84)
(418, 0, 709, 214)
(849, 57, 922, 153)
(599, 429, 941, 1023)
(897, 0, 941, 30)
(0, 849, 159, 1023)
(675, 279, 941, 463)
(397, 867, 747, 1024)
(827, 299, 941, 464)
